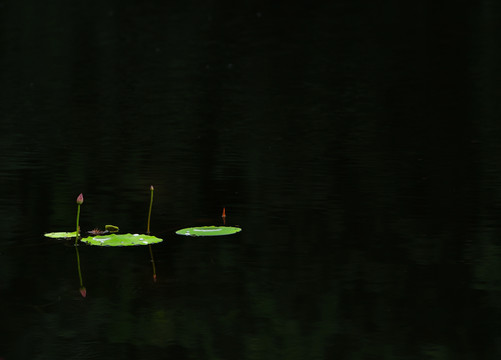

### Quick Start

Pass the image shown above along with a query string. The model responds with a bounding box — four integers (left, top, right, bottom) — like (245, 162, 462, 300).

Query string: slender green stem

(147, 186, 156, 281)
(74, 204, 81, 246)
(147, 186, 154, 235)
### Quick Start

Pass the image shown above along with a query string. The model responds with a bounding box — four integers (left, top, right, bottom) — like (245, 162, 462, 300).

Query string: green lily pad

(44, 231, 77, 239)
(105, 224, 119, 232)
(175, 226, 242, 236)
(80, 233, 163, 247)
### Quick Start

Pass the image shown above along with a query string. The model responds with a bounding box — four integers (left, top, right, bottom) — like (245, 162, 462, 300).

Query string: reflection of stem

(149, 244, 157, 282)
(75, 245, 86, 297)
(74, 204, 81, 246)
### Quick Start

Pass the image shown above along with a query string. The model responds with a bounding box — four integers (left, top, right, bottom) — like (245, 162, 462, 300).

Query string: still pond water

(2, 1, 501, 359)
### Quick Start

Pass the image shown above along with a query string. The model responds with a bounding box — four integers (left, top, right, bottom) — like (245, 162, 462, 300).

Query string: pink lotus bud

(80, 287, 87, 298)
(76, 193, 84, 205)
(150, 185, 154, 191)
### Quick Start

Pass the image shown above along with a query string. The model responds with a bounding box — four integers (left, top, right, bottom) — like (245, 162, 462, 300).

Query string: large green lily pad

(44, 231, 77, 239)
(175, 226, 242, 236)
(80, 233, 163, 246)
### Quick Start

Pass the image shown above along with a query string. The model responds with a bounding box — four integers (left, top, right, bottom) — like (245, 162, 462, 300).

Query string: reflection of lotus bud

(76, 193, 84, 205)
(80, 287, 87, 298)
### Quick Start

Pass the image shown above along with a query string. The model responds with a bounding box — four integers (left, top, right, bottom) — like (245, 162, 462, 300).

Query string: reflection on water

(1, 1, 501, 359)
(74, 246, 86, 298)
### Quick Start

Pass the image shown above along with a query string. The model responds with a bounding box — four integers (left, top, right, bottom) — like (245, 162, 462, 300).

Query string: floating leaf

(80, 233, 163, 247)
(105, 224, 119, 233)
(44, 231, 77, 239)
(175, 226, 242, 237)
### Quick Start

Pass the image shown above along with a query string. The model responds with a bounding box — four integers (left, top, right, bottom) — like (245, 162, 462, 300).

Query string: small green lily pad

(44, 231, 77, 239)
(175, 226, 242, 237)
(105, 224, 119, 232)
(80, 233, 163, 247)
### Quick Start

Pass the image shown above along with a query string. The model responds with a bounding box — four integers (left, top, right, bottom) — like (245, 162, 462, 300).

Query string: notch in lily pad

(80, 233, 163, 247)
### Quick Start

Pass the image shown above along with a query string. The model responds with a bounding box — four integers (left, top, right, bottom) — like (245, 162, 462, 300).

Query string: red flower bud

(80, 287, 87, 298)
(76, 193, 84, 205)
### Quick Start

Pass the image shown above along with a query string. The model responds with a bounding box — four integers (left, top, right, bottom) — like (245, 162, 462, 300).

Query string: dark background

(1, 1, 501, 359)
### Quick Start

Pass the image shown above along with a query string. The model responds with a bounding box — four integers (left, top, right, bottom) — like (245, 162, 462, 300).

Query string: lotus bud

(80, 287, 87, 298)
(76, 193, 84, 205)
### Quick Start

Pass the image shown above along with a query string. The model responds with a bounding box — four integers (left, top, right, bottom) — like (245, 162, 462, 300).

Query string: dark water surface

(2, 1, 501, 359)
